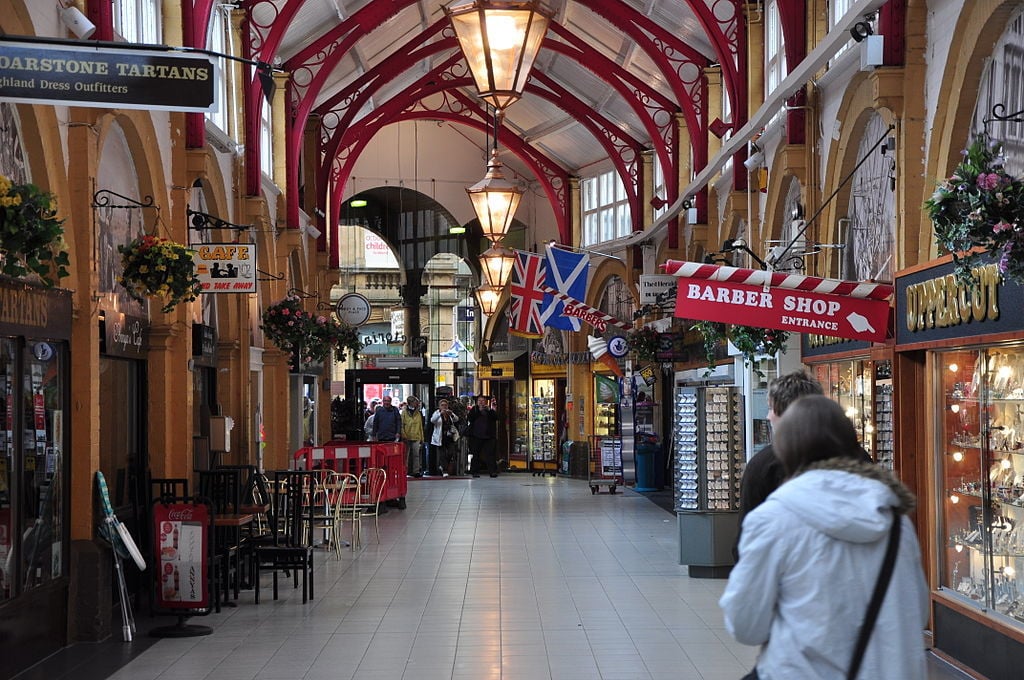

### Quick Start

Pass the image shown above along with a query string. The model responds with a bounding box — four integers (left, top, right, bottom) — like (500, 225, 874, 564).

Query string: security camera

(60, 5, 97, 40)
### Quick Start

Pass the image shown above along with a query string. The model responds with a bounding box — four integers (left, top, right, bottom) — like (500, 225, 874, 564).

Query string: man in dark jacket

(735, 371, 823, 558)
(466, 394, 499, 477)
(371, 396, 402, 442)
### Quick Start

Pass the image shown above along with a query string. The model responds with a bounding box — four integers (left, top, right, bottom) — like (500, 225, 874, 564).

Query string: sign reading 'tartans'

(0, 42, 215, 112)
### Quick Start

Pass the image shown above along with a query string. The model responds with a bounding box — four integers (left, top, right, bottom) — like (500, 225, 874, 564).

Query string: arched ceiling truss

(190, 1, 748, 255)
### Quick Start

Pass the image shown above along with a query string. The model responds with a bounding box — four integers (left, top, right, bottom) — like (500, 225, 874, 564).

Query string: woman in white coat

(430, 398, 459, 477)
(719, 395, 929, 680)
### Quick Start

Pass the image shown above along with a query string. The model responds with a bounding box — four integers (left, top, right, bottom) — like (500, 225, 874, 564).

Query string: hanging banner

(664, 260, 892, 343)
(194, 243, 256, 293)
(0, 41, 215, 111)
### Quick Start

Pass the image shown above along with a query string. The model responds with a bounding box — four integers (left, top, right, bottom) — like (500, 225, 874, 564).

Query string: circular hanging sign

(607, 335, 629, 358)
(335, 293, 371, 326)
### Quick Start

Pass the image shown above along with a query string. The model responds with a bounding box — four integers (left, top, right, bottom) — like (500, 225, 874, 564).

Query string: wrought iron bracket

(288, 287, 317, 299)
(187, 208, 251, 231)
(256, 269, 284, 282)
(316, 301, 335, 311)
(986, 103, 1024, 125)
(91, 189, 157, 210)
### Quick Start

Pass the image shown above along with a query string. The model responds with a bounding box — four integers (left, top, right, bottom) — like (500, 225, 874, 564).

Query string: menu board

(152, 502, 209, 611)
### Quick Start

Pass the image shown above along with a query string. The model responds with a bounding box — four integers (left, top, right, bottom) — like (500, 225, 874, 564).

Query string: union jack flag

(507, 250, 546, 338)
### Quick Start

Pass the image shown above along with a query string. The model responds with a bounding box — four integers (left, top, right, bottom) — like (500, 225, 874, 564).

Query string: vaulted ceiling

(187, 1, 749, 257)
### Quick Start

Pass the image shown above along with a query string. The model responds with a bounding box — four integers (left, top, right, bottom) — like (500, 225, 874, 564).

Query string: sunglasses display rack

(672, 386, 744, 513)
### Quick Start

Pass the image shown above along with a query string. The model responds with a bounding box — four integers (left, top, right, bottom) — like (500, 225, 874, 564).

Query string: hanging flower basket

(117, 235, 201, 313)
(261, 295, 362, 370)
(626, 325, 661, 361)
(925, 134, 1024, 285)
(692, 320, 788, 375)
(0, 175, 71, 287)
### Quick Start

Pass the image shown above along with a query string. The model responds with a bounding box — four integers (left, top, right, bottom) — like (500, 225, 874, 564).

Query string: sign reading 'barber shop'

(674, 278, 890, 343)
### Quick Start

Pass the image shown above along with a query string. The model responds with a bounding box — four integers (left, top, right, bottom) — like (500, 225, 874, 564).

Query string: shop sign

(896, 258, 1023, 345)
(0, 42, 215, 112)
(800, 333, 872, 359)
(457, 305, 475, 322)
(674, 277, 889, 343)
(191, 323, 216, 367)
(0, 280, 72, 339)
(337, 293, 371, 326)
(194, 243, 256, 293)
(530, 351, 592, 366)
(638, 274, 677, 304)
(102, 311, 147, 358)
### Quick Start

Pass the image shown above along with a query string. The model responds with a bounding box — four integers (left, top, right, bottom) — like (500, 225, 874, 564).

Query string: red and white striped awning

(662, 261, 893, 300)
(661, 260, 893, 342)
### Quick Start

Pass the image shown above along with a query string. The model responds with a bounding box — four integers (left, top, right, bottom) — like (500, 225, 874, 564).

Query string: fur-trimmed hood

(765, 457, 917, 545)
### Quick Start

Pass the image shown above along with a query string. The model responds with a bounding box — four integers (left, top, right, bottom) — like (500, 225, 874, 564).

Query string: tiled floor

(23, 476, 973, 680)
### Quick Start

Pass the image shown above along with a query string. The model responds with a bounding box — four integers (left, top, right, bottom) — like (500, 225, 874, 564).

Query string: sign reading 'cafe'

(0, 41, 215, 112)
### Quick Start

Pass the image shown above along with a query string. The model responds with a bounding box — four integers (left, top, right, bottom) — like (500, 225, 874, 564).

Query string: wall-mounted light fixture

(722, 238, 767, 269)
(743, 146, 766, 172)
(850, 19, 873, 42)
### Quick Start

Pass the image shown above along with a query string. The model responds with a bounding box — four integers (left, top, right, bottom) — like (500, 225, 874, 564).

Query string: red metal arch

(327, 78, 574, 263)
(329, 111, 570, 267)
(244, 0, 711, 218)
(310, 34, 681, 242)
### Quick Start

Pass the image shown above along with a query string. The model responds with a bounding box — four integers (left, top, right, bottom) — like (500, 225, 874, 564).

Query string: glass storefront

(937, 347, 1024, 624)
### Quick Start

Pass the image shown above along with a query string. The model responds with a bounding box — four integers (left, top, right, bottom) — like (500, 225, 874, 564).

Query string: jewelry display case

(939, 347, 1024, 623)
(812, 358, 893, 470)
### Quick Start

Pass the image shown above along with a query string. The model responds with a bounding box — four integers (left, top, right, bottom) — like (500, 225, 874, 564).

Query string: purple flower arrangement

(925, 134, 1024, 285)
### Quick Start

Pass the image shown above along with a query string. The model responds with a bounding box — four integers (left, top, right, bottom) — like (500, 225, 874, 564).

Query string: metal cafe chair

(326, 472, 361, 555)
(197, 468, 244, 602)
(252, 470, 315, 603)
(357, 467, 387, 545)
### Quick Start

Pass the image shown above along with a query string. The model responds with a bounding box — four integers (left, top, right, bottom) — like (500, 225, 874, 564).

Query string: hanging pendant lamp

(445, 0, 551, 111)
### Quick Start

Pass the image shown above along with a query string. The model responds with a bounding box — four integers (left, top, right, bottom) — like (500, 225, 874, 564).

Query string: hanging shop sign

(638, 274, 677, 304)
(0, 41, 215, 112)
(337, 293, 371, 327)
(895, 257, 1023, 346)
(664, 261, 892, 343)
(194, 243, 255, 293)
(191, 323, 216, 368)
(0, 278, 72, 339)
(101, 311, 147, 358)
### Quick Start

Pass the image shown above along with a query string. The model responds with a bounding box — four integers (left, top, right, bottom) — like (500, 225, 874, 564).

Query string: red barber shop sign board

(665, 262, 892, 343)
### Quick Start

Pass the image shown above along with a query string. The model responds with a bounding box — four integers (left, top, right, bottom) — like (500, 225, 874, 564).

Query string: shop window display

(940, 348, 1024, 622)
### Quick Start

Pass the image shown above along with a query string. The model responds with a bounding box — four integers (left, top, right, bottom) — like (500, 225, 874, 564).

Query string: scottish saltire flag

(540, 243, 590, 330)
(507, 250, 546, 338)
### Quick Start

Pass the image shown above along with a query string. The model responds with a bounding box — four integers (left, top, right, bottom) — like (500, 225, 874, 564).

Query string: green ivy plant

(0, 175, 70, 287)
(625, 325, 661, 361)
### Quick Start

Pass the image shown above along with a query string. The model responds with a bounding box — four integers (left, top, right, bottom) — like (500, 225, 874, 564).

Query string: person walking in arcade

(466, 394, 498, 478)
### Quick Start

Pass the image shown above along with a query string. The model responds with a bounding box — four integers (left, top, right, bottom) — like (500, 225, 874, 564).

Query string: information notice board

(600, 437, 623, 475)
(152, 502, 209, 611)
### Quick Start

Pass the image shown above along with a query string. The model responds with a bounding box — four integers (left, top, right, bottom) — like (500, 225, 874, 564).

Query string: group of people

(722, 371, 929, 679)
(361, 394, 501, 479)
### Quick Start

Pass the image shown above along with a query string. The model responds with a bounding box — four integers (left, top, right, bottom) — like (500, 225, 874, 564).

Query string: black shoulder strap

(847, 512, 902, 680)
